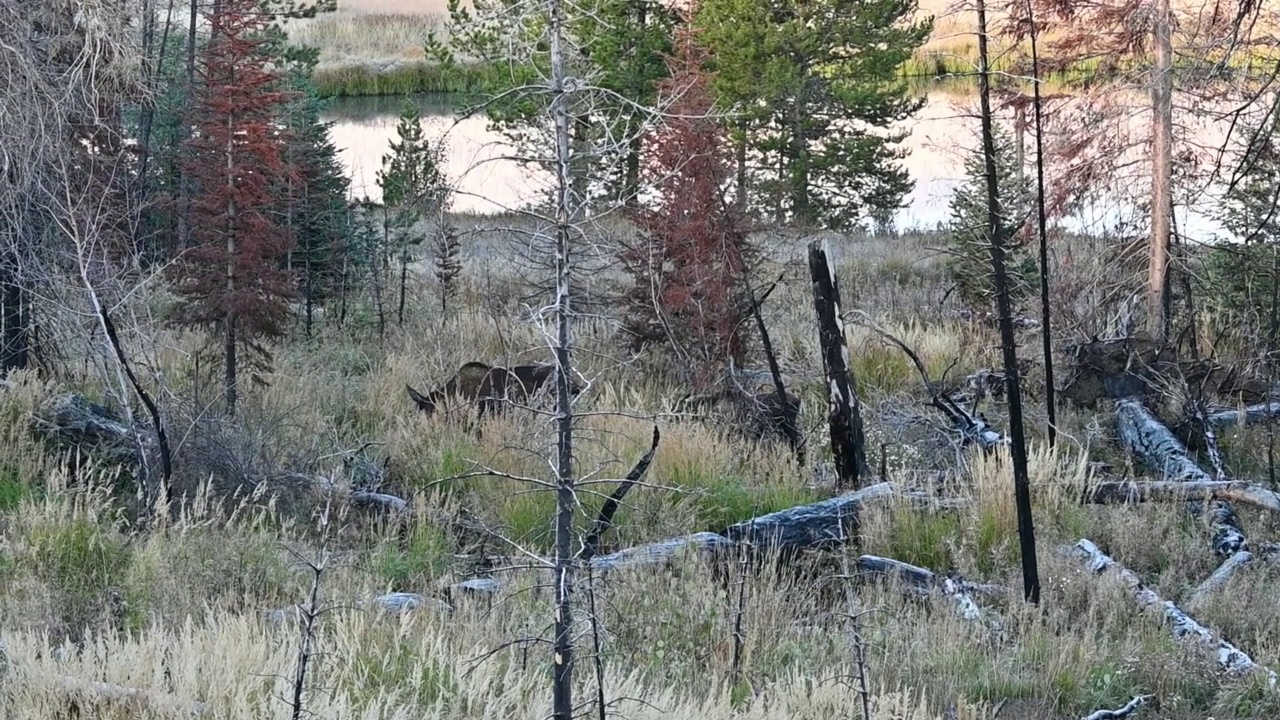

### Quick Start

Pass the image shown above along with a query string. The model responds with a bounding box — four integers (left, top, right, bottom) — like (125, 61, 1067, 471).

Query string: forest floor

(3, 216, 1280, 718)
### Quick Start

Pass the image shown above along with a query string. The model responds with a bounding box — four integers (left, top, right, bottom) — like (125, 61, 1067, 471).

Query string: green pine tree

(426, 0, 676, 206)
(1205, 100, 1280, 337)
(695, 0, 931, 228)
(377, 99, 450, 326)
(945, 126, 1038, 311)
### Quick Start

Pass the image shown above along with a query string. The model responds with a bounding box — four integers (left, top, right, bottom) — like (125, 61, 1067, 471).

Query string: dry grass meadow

(4, 212, 1280, 718)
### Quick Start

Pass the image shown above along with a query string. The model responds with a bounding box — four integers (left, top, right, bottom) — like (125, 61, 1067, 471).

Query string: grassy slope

(3, 218, 1280, 718)
(297, 0, 1280, 92)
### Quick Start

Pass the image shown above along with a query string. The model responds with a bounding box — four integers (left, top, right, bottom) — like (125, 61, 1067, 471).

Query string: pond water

(320, 91, 1230, 239)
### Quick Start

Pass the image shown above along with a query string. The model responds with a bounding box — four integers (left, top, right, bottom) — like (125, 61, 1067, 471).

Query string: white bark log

(1079, 694, 1151, 720)
(1114, 398, 1246, 556)
(1205, 401, 1280, 427)
(1084, 479, 1280, 515)
(1072, 539, 1277, 686)
(854, 554, 995, 621)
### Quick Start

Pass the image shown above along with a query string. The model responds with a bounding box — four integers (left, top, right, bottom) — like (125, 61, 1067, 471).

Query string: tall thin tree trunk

(734, 123, 748, 212)
(0, 256, 27, 372)
(1149, 0, 1174, 341)
(549, 0, 577, 713)
(135, 0, 177, 260)
(225, 115, 237, 416)
(178, 0, 198, 251)
(788, 91, 809, 225)
(977, 0, 1039, 604)
(398, 248, 408, 325)
(1026, 0, 1057, 447)
(305, 239, 315, 340)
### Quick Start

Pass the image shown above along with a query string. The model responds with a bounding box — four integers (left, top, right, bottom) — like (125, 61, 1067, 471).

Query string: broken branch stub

(808, 239, 870, 487)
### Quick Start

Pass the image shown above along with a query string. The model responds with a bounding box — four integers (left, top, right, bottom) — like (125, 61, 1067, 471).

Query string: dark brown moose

(407, 361, 583, 418)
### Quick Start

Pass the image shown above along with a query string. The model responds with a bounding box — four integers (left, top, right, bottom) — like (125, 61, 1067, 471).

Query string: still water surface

(320, 92, 1229, 239)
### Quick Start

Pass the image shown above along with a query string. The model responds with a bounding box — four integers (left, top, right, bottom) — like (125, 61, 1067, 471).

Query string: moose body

(407, 361, 581, 418)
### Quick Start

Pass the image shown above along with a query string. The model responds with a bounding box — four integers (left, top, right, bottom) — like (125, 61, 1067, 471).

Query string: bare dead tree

(808, 239, 871, 487)
(1024, 0, 1057, 447)
(1149, 0, 1174, 339)
(49, 155, 175, 516)
(977, 0, 1040, 604)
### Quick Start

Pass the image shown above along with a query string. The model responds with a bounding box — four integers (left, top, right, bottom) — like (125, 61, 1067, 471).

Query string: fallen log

(854, 554, 999, 621)
(1205, 401, 1280, 427)
(31, 392, 141, 468)
(49, 675, 209, 716)
(1187, 543, 1280, 608)
(1083, 479, 1280, 515)
(1071, 539, 1278, 686)
(1079, 694, 1151, 720)
(1113, 398, 1246, 557)
(588, 532, 735, 572)
(723, 481, 894, 549)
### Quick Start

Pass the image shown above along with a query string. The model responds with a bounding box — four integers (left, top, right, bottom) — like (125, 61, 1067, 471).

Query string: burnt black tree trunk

(978, 0, 1040, 604)
(0, 255, 27, 371)
(747, 275, 805, 465)
(808, 240, 870, 488)
(1026, 0, 1057, 447)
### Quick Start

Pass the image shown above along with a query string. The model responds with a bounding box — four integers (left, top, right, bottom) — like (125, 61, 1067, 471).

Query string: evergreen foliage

(426, 0, 677, 206)
(945, 126, 1038, 311)
(694, 0, 931, 228)
(1205, 100, 1280, 335)
(377, 99, 451, 325)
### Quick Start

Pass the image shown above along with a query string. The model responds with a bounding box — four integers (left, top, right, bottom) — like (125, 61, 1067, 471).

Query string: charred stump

(808, 240, 870, 488)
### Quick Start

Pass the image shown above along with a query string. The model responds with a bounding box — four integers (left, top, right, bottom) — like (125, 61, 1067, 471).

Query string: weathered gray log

(453, 577, 500, 596)
(371, 592, 450, 614)
(588, 532, 735, 572)
(1187, 543, 1280, 608)
(47, 675, 210, 716)
(854, 554, 988, 620)
(1114, 398, 1245, 557)
(1187, 550, 1256, 609)
(1206, 401, 1280, 427)
(723, 481, 894, 548)
(1084, 479, 1280, 515)
(349, 491, 409, 513)
(1079, 694, 1151, 720)
(808, 239, 871, 487)
(31, 392, 140, 467)
(1072, 539, 1278, 686)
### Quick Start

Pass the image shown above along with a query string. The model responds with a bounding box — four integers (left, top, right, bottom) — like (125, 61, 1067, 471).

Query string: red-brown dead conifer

(623, 24, 755, 390)
(171, 0, 298, 415)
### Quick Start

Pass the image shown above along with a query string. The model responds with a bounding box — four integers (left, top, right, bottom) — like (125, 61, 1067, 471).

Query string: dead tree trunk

(547, 0, 577, 714)
(1025, 0, 1057, 446)
(744, 274, 804, 464)
(977, 0, 1039, 604)
(1148, 0, 1174, 340)
(1072, 539, 1277, 685)
(807, 239, 870, 488)
(1114, 398, 1246, 556)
